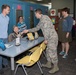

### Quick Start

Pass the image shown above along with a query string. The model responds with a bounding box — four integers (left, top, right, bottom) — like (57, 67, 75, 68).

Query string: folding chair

(29, 42, 47, 68)
(14, 47, 43, 75)
(40, 42, 47, 58)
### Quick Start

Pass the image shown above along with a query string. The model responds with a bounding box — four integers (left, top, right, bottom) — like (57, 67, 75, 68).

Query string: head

(62, 7, 70, 17)
(18, 16, 24, 23)
(13, 26, 19, 34)
(2, 4, 10, 15)
(35, 9, 42, 19)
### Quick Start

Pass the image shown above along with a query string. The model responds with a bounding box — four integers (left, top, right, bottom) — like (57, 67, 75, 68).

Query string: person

(17, 16, 27, 37)
(23, 9, 59, 73)
(58, 7, 73, 58)
(8, 26, 24, 42)
(17, 16, 27, 32)
(0, 4, 10, 74)
(8, 26, 20, 42)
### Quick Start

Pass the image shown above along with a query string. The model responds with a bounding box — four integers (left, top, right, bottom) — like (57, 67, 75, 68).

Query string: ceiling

(20, 0, 51, 4)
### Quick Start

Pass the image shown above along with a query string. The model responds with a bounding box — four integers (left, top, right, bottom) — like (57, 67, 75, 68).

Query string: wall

(25, 2, 48, 28)
(0, 0, 26, 34)
(0, 0, 48, 34)
(51, 0, 74, 15)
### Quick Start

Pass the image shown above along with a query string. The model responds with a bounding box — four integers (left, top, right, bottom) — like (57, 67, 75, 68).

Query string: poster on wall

(51, 18, 56, 24)
(50, 9, 56, 16)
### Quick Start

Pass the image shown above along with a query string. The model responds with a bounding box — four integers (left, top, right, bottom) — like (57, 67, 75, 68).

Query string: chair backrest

(27, 32, 34, 41)
(29, 47, 42, 63)
(40, 42, 46, 51)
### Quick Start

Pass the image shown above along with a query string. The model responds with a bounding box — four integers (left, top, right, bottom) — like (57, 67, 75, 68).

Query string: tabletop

(0, 37, 44, 58)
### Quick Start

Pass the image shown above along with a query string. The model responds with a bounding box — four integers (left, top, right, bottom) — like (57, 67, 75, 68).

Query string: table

(0, 37, 44, 71)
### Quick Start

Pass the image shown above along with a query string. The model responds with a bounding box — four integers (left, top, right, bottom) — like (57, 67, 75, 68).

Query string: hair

(1, 4, 10, 11)
(13, 26, 19, 33)
(18, 16, 23, 19)
(62, 7, 70, 14)
(35, 9, 42, 14)
(18, 16, 23, 22)
(13, 25, 18, 29)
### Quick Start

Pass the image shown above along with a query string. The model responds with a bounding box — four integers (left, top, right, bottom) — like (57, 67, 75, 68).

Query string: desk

(0, 37, 44, 71)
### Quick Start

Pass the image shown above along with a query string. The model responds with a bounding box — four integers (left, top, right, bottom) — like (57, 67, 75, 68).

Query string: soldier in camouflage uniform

(23, 9, 59, 73)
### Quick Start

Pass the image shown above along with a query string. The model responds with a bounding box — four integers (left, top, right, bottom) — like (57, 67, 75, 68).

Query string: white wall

(51, 0, 74, 14)
(42, 3, 52, 9)
(41, 3, 52, 15)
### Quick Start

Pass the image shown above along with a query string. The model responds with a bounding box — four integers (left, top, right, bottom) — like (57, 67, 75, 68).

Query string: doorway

(30, 10, 34, 28)
(16, 10, 23, 24)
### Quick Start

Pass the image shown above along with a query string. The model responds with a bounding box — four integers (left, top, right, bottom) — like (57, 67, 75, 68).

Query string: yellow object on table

(27, 32, 34, 41)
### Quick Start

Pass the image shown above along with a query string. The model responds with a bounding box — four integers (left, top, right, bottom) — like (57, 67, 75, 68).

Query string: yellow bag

(27, 33, 34, 41)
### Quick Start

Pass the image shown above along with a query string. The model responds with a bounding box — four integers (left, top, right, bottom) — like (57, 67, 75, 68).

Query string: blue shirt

(62, 16, 73, 32)
(0, 13, 9, 38)
(17, 22, 27, 32)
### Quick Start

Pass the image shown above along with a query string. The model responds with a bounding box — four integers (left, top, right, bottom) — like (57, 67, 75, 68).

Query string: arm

(43, 19, 54, 44)
(66, 17, 73, 38)
(42, 20, 53, 41)
(67, 17, 73, 32)
(43, 24, 50, 41)
(28, 21, 42, 32)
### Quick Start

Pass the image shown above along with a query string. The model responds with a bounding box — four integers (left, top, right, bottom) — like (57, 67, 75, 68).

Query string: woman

(17, 16, 27, 32)
(58, 7, 73, 58)
(17, 16, 27, 37)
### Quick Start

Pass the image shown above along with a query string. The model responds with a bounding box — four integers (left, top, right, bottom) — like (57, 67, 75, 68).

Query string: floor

(1, 40, 76, 75)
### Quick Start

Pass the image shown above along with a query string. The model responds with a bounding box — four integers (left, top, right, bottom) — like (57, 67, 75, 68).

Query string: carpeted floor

(1, 40, 76, 75)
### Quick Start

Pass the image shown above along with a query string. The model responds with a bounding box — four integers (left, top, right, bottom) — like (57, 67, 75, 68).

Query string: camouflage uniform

(29, 14, 58, 65)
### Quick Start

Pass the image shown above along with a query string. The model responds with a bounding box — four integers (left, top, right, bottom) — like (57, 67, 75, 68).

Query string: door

(16, 10, 23, 24)
(30, 10, 34, 28)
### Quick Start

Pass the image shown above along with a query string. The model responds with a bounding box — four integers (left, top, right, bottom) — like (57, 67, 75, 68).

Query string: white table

(0, 37, 44, 71)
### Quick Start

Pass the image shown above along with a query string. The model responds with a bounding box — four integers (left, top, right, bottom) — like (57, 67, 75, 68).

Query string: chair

(14, 47, 43, 75)
(40, 42, 46, 51)
(40, 42, 47, 58)
(29, 44, 40, 53)
(28, 42, 47, 68)
(29, 42, 46, 58)
(38, 42, 47, 67)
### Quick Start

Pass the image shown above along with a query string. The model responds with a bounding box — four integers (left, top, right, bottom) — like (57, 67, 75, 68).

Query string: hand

(17, 34, 21, 38)
(44, 40, 48, 45)
(23, 30, 29, 33)
(20, 32, 24, 35)
(66, 33, 69, 38)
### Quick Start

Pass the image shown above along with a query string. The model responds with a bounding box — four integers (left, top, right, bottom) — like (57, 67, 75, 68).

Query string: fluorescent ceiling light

(37, 0, 42, 1)
(48, 3, 51, 4)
